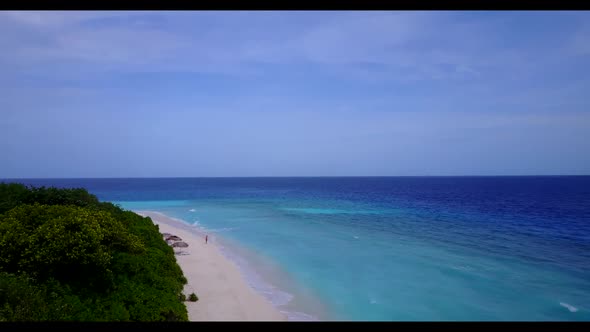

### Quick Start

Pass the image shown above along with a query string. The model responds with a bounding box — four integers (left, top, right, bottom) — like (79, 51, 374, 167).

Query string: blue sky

(1, 11, 589, 177)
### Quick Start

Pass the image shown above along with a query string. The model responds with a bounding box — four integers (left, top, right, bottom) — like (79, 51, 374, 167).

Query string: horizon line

(2, 175, 590, 180)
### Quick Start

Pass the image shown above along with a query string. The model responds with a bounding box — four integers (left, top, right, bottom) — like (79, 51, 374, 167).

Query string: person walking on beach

(205, 235, 208, 244)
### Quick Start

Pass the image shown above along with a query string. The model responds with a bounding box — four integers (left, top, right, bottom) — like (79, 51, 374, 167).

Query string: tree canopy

(0, 183, 188, 321)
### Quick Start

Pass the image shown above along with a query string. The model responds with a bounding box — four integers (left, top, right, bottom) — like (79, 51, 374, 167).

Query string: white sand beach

(135, 210, 287, 321)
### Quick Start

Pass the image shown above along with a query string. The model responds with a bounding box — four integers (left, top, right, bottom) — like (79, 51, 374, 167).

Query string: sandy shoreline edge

(134, 210, 287, 321)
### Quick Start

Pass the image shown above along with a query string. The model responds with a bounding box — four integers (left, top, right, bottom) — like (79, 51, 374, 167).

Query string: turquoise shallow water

(11, 177, 590, 321)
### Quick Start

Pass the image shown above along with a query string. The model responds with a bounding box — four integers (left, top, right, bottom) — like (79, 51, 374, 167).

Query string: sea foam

(560, 302, 578, 313)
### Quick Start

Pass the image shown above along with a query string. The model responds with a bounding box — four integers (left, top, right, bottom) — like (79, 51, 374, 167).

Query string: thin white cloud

(0, 11, 489, 77)
(0, 11, 135, 28)
(296, 12, 429, 65)
(0, 11, 588, 90)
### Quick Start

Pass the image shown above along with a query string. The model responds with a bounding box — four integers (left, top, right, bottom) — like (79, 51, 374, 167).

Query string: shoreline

(135, 210, 287, 321)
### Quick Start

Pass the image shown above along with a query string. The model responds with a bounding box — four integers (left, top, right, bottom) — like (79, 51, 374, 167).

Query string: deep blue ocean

(5, 177, 590, 321)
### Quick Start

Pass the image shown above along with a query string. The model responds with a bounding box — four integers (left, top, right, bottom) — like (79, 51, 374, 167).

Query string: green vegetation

(188, 293, 199, 302)
(0, 183, 188, 321)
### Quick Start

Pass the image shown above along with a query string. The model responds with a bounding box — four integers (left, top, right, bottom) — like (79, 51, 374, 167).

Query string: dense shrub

(0, 183, 188, 321)
(189, 293, 199, 302)
(0, 204, 144, 289)
(0, 183, 100, 215)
